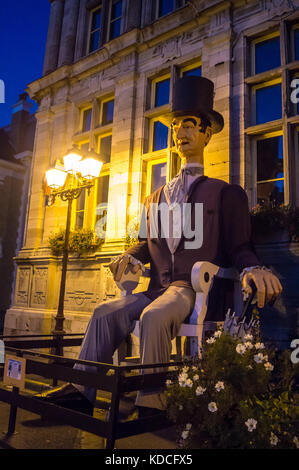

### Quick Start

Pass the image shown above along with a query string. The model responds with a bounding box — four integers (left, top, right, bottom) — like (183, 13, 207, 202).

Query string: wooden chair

(113, 261, 243, 363)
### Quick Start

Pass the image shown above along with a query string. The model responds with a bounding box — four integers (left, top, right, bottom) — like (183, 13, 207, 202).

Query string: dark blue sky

(0, 1, 50, 127)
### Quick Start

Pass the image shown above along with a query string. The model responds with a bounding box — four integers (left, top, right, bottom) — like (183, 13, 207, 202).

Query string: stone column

(43, 0, 65, 75)
(57, 0, 80, 67)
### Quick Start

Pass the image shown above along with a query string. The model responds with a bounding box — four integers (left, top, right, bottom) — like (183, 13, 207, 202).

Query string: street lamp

(45, 145, 103, 356)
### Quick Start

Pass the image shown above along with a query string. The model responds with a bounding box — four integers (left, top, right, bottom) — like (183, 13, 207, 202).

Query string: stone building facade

(4, 0, 299, 348)
(0, 93, 36, 332)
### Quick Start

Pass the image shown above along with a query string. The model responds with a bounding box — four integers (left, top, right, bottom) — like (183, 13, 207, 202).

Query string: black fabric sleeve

(220, 184, 261, 272)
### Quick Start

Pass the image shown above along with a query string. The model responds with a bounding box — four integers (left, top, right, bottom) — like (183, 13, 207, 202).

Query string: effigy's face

(171, 115, 211, 158)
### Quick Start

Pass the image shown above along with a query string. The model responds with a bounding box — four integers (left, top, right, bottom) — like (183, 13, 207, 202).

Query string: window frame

(149, 117, 169, 153)
(251, 130, 285, 207)
(107, 0, 124, 41)
(97, 131, 113, 165)
(251, 77, 282, 126)
(87, 5, 103, 55)
(71, 140, 90, 231)
(179, 61, 202, 78)
(250, 31, 281, 76)
(146, 157, 168, 196)
(151, 74, 171, 109)
(153, 0, 186, 20)
(80, 106, 93, 133)
(93, 170, 110, 237)
(290, 23, 299, 63)
(99, 97, 115, 126)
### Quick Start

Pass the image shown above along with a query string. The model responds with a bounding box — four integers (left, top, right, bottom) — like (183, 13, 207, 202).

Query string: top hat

(159, 76, 224, 134)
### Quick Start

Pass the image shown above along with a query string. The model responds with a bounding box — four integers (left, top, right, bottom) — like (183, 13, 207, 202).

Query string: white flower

(193, 374, 199, 381)
(244, 334, 253, 341)
(166, 380, 172, 386)
(247, 365, 253, 370)
(264, 362, 274, 371)
(185, 379, 193, 388)
(236, 343, 247, 354)
(192, 366, 197, 371)
(186, 423, 192, 431)
(178, 405, 183, 410)
(293, 436, 299, 448)
(270, 432, 279, 446)
(254, 353, 265, 363)
(214, 330, 222, 338)
(208, 402, 218, 413)
(206, 337, 216, 344)
(195, 385, 206, 396)
(181, 430, 189, 440)
(245, 418, 257, 432)
(215, 381, 225, 392)
(182, 366, 189, 373)
(255, 342, 265, 350)
(244, 342, 253, 349)
(178, 372, 188, 386)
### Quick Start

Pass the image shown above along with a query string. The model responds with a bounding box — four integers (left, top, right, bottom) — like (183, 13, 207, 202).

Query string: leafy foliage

(48, 228, 103, 256)
(250, 203, 299, 242)
(164, 330, 299, 449)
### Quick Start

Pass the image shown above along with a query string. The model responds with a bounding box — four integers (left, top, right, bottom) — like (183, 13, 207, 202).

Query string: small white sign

(3, 355, 26, 390)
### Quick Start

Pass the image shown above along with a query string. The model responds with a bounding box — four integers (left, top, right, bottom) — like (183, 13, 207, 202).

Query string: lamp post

(45, 145, 103, 357)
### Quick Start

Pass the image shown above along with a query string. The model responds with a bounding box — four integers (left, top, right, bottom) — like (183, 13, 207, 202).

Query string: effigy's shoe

(34, 383, 93, 416)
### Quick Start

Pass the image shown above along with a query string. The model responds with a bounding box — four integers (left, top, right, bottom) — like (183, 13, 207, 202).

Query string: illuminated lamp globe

(45, 167, 67, 189)
(78, 157, 103, 180)
(63, 146, 83, 173)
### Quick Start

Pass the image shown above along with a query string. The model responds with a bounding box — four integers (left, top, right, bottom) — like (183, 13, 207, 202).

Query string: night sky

(0, 1, 50, 127)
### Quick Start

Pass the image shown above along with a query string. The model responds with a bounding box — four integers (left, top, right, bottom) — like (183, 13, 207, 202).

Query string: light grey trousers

(73, 286, 195, 409)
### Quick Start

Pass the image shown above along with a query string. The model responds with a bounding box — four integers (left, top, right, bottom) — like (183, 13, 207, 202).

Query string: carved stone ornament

(264, 0, 295, 16)
(153, 36, 182, 62)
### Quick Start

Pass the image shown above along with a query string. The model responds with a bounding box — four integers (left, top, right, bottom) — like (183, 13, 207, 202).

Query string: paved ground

(0, 382, 178, 450)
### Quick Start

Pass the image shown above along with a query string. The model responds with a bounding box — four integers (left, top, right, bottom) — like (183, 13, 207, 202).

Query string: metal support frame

(0, 334, 188, 449)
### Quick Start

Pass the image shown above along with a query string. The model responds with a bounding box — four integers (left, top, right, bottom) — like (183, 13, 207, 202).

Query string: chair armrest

(191, 261, 239, 293)
(115, 266, 151, 296)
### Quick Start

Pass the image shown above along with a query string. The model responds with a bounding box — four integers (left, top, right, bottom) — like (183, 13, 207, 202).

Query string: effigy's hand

(108, 254, 142, 282)
(242, 267, 283, 308)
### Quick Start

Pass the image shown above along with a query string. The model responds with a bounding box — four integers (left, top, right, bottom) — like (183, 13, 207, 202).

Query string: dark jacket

(125, 175, 261, 320)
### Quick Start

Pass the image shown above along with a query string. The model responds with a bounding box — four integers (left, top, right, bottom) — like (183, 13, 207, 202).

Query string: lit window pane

(153, 121, 168, 150)
(255, 37, 280, 74)
(151, 162, 167, 192)
(102, 100, 114, 125)
(257, 135, 284, 205)
(183, 66, 202, 77)
(99, 135, 112, 163)
(80, 142, 90, 153)
(110, 18, 121, 39)
(92, 10, 101, 30)
(155, 79, 170, 107)
(76, 191, 86, 229)
(159, 0, 174, 17)
(295, 28, 299, 60)
(89, 30, 100, 53)
(112, 0, 122, 19)
(255, 84, 282, 124)
(82, 109, 92, 131)
(95, 175, 109, 238)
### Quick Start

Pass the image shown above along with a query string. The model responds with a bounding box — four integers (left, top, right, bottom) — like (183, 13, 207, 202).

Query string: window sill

(245, 67, 282, 85)
(144, 104, 171, 120)
(245, 119, 282, 135)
